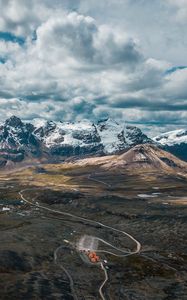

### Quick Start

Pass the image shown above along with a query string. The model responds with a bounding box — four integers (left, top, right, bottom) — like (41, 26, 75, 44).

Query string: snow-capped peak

(153, 129, 187, 146)
(5, 116, 23, 128)
(34, 118, 153, 154)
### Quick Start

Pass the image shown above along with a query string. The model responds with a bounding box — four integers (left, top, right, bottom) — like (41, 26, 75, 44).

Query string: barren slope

(74, 144, 187, 174)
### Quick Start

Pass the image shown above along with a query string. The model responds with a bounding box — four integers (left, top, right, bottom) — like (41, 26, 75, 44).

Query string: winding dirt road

(54, 245, 78, 300)
(19, 186, 141, 300)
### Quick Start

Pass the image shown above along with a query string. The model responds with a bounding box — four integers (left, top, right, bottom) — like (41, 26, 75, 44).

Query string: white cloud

(35, 12, 142, 67)
(0, 0, 54, 36)
(0, 1, 186, 134)
(0, 10, 144, 103)
(0, 40, 21, 56)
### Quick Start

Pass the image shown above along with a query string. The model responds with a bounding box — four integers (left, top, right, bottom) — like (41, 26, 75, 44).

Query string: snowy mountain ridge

(153, 129, 187, 162)
(33, 117, 152, 155)
(1, 116, 187, 165)
(153, 129, 187, 146)
(0, 116, 152, 164)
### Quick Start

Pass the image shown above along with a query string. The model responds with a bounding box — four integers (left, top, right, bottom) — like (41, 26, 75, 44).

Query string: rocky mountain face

(153, 129, 187, 161)
(0, 116, 153, 165)
(0, 116, 42, 167)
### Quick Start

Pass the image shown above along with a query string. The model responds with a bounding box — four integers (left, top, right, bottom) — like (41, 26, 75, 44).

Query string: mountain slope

(74, 144, 187, 174)
(153, 129, 187, 161)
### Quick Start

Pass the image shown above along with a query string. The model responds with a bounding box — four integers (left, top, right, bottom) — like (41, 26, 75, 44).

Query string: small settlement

(82, 250, 100, 263)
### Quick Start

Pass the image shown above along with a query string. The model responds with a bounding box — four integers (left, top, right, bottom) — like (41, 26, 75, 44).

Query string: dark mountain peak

(45, 120, 56, 129)
(97, 118, 108, 124)
(118, 143, 187, 171)
(5, 116, 23, 128)
(97, 118, 119, 126)
(132, 143, 157, 152)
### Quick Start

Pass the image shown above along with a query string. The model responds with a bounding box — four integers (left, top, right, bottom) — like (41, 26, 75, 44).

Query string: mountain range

(0, 116, 186, 167)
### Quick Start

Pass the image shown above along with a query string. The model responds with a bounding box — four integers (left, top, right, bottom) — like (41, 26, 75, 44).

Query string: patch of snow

(43, 120, 98, 148)
(137, 194, 158, 198)
(135, 153, 147, 160)
(44, 128, 64, 147)
(17, 212, 26, 216)
(96, 118, 126, 153)
(58, 120, 93, 131)
(32, 118, 48, 128)
(2, 207, 10, 211)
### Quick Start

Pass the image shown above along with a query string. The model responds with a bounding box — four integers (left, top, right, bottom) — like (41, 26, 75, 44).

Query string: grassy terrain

(0, 163, 187, 299)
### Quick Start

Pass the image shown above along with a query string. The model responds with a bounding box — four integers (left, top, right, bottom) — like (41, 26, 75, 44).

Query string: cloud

(0, 9, 144, 105)
(0, 1, 186, 134)
(0, 0, 63, 37)
(167, 0, 187, 22)
(35, 12, 142, 67)
(79, 0, 187, 66)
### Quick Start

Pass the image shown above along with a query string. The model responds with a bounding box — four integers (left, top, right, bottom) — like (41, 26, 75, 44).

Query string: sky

(0, 0, 187, 136)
